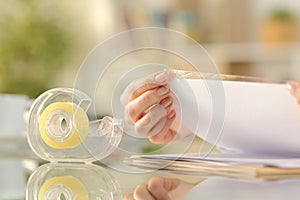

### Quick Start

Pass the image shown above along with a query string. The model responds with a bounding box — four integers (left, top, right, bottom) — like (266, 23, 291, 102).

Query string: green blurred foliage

(0, 0, 72, 98)
(269, 7, 296, 21)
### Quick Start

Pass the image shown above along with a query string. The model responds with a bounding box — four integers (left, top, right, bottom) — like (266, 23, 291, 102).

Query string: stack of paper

(125, 153, 300, 180)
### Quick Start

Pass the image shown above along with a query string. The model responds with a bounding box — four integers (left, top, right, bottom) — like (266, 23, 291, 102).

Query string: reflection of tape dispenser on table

(26, 88, 124, 199)
(27, 162, 122, 200)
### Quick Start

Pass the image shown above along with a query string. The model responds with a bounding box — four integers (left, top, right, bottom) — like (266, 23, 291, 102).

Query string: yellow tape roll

(38, 176, 88, 200)
(39, 102, 89, 149)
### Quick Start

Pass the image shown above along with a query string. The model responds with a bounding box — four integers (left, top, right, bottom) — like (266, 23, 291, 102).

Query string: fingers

(131, 178, 176, 200)
(121, 71, 177, 144)
(148, 111, 177, 144)
(135, 106, 175, 137)
(125, 86, 170, 123)
(124, 177, 194, 200)
(134, 105, 167, 136)
(148, 177, 179, 200)
(121, 71, 174, 106)
(125, 93, 176, 143)
(134, 184, 155, 200)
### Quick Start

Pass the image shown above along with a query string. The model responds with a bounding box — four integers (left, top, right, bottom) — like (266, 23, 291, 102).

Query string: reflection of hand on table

(124, 176, 195, 200)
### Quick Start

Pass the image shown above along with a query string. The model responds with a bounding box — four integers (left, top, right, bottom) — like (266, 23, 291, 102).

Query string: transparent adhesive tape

(27, 88, 123, 162)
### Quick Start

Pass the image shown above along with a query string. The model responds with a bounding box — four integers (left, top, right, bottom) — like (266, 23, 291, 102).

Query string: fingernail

(161, 97, 172, 108)
(167, 110, 176, 119)
(155, 72, 168, 83)
(156, 86, 169, 96)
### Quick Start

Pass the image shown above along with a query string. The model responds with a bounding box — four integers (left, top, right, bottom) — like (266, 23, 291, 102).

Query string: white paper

(131, 153, 300, 168)
(183, 177, 300, 200)
(168, 79, 300, 155)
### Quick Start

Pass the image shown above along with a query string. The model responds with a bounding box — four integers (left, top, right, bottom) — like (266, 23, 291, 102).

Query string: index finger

(120, 71, 174, 106)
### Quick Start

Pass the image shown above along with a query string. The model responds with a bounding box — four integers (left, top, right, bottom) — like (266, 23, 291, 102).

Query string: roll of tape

(39, 102, 89, 149)
(38, 176, 88, 200)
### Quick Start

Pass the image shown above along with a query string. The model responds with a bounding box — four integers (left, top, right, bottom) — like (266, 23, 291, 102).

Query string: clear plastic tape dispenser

(27, 88, 123, 200)
(26, 162, 122, 200)
(27, 88, 123, 162)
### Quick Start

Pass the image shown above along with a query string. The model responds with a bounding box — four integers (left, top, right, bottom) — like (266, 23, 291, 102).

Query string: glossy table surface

(0, 136, 204, 200)
(2, 136, 300, 200)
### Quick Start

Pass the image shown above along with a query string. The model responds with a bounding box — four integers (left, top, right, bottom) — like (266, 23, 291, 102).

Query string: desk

(0, 158, 199, 199)
(2, 137, 300, 200)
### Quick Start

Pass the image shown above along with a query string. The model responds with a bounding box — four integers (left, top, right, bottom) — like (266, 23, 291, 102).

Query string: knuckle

(143, 91, 156, 104)
(134, 184, 147, 198)
(120, 95, 128, 106)
(126, 82, 141, 101)
(129, 81, 139, 93)
(151, 105, 166, 119)
(125, 104, 138, 122)
(148, 177, 163, 191)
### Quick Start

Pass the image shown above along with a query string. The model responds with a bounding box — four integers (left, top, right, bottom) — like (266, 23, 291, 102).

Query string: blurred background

(1, 1, 300, 198)
(1, 0, 300, 99)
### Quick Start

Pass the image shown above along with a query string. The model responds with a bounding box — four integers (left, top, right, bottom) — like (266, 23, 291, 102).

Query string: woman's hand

(124, 177, 195, 200)
(120, 71, 180, 144)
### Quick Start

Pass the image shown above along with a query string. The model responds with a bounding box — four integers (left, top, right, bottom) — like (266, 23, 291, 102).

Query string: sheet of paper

(130, 153, 300, 168)
(183, 177, 300, 200)
(127, 153, 300, 180)
(168, 78, 300, 155)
